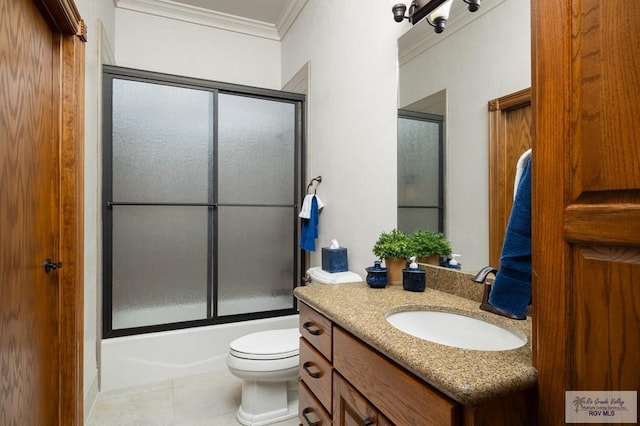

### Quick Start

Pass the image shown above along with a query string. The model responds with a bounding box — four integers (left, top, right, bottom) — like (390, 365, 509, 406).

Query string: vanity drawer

(333, 326, 460, 426)
(299, 380, 332, 426)
(300, 337, 333, 413)
(299, 302, 333, 361)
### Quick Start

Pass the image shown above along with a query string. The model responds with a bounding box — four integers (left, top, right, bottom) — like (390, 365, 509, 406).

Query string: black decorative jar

(365, 260, 389, 288)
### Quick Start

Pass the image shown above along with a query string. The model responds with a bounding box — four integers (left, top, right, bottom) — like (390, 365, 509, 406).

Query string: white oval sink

(385, 310, 526, 351)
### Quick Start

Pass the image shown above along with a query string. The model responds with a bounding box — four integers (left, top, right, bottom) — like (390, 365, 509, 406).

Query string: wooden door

(1, 0, 60, 422)
(488, 88, 532, 267)
(532, 0, 640, 424)
(0, 0, 85, 424)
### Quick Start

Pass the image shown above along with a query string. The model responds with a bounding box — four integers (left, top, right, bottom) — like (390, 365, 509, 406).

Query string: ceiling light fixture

(392, 0, 481, 33)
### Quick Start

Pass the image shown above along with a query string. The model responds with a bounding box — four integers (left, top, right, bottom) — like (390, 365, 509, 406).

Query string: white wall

(114, 9, 281, 89)
(73, 0, 116, 421)
(282, 0, 405, 276)
(399, 0, 531, 272)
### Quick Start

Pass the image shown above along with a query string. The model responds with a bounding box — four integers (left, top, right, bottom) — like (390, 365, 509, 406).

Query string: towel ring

(306, 176, 322, 194)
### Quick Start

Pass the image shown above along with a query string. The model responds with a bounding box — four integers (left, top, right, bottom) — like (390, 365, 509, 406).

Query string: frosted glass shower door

(216, 94, 296, 316)
(110, 79, 213, 329)
(105, 67, 303, 336)
(397, 114, 443, 233)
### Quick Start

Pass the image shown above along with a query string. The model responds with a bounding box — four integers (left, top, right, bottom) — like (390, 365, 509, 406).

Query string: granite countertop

(294, 281, 537, 406)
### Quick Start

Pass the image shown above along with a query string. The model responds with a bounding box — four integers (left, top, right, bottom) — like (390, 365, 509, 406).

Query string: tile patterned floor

(86, 370, 299, 426)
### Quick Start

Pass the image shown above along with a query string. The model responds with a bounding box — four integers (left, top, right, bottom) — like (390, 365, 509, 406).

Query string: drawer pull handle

(303, 361, 322, 379)
(302, 407, 321, 426)
(303, 322, 322, 335)
(363, 419, 375, 426)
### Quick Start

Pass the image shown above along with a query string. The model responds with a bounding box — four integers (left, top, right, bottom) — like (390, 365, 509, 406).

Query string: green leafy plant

(410, 230, 452, 258)
(372, 229, 412, 260)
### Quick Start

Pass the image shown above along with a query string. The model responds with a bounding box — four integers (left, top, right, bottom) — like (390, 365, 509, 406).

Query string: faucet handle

(471, 266, 498, 283)
(472, 266, 526, 320)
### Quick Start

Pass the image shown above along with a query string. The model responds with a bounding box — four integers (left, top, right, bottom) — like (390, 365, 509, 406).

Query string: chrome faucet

(472, 266, 526, 320)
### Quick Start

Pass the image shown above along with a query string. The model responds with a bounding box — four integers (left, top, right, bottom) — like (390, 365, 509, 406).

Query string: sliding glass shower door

(109, 80, 211, 330)
(216, 94, 296, 316)
(103, 67, 304, 337)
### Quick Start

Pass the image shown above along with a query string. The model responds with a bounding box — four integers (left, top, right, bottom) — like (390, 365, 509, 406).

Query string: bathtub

(100, 314, 299, 391)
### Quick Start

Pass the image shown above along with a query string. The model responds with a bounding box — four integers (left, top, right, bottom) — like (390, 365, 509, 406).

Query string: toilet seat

(229, 328, 300, 370)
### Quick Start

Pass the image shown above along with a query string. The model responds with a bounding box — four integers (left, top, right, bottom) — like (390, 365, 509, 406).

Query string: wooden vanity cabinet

(298, 302, 535, 426)
(299, 302, 456, 426)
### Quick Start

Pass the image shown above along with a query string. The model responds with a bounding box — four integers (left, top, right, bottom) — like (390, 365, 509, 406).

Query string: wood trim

(57, 32, 85, 425)
(488, 87, 531, 112)
(565, 203, 640, 246)
(531, 0, 572, 423)
(488, 88, 532, 267)
(33, 0, 87, 40)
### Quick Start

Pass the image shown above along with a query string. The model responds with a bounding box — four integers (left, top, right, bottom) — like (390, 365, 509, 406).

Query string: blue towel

(489, 158, 532, 318)
(300, 195, 319, 251)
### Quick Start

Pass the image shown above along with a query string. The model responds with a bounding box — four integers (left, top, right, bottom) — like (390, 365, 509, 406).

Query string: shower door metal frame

(102, 66, 306, 338)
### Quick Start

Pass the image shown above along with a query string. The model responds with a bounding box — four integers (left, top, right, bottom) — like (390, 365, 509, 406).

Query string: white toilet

(227, 328, 300, 426)
(226, 268, 362, 426)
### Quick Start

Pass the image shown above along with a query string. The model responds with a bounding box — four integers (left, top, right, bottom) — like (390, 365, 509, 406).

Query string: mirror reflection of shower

(397, 89, 446, 235)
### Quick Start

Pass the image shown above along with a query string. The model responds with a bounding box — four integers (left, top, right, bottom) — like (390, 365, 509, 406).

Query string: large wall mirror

(397, 0, 531, 272)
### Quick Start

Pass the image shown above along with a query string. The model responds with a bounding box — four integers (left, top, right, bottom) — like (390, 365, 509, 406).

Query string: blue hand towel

(489, 157, 532, 318)
(300, 195, 319, 251)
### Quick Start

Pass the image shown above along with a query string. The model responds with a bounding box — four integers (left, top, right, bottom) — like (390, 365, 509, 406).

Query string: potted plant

(372, 229, 412, 285)
(410, 230, 452, 266)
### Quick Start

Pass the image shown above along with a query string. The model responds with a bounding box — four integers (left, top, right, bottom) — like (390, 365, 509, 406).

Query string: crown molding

(276, 0, 308, 39)
(115, 0, 283, 40)
(398, 0, 506, 66)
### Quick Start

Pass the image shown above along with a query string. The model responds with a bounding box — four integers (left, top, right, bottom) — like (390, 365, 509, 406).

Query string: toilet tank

(306, 267, 363, 285)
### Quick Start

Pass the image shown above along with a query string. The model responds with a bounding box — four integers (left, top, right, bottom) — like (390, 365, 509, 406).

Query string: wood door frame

(33, 0, 86, 424)
(488, 88, 532, 267)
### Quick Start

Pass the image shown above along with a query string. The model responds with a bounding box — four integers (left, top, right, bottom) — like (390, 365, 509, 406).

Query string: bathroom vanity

(295, 279, 537, 425)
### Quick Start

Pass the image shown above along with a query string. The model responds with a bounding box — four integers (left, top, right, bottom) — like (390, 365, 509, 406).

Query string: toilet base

(235, 379, 298, 426)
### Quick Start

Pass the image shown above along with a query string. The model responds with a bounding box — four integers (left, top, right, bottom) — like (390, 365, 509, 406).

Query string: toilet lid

(229, 328, 299, 360)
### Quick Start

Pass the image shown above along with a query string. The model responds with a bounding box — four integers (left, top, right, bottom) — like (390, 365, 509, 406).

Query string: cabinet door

(333, 372, 390, 426)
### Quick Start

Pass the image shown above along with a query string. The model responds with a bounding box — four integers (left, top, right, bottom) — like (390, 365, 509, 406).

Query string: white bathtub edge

(100, 315, 299, 391)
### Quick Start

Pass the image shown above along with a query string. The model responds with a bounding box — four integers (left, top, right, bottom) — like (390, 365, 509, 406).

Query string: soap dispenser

(446, 254, 462, 270)
(402, 256, 426, 292)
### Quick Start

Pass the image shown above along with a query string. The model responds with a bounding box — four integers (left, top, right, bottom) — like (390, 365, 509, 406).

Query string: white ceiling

(114, 0, 307, 40)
